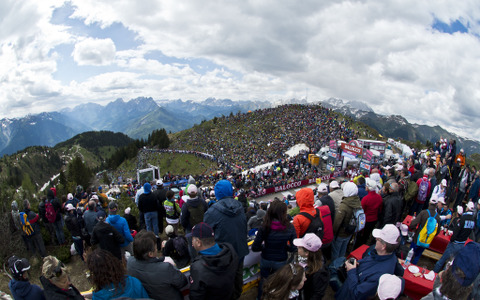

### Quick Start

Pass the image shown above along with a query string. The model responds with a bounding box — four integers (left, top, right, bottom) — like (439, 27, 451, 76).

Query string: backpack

(404, 180, 419, 202)
(11, 210, 22, 231)
(417, 179, 429, 202)
(345, 207, 366, 235)
(19, 212, 34, 236)
(299, 208, 325, 242)
(417, 210, 438, 248)
(187, 202, 205, 228)
(318, 205, 334, 245)
(45, 200, 57, 223)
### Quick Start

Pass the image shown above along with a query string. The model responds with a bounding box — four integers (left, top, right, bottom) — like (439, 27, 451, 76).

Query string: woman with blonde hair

(39, 256, 84, 299)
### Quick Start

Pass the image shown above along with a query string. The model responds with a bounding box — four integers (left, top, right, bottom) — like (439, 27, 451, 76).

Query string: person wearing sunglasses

(39, 256, 83, 299)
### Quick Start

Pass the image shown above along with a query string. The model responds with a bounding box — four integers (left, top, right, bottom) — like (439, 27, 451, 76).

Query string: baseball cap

(437, 197, 446, 205)
(293, 233, 322, 252)
(451, 242, 480, 286)
(318, 183, 328, 193)
(67, 193, 74, 201)
(457, 206, 464, 215)
(125, 207, 131, 215)
(65, 203, 75, 211)
(187, 184, 198, 194)
(365, 178, 377, 190)
(165, 225, 174, 235)
(96, 210, 106, 219)
(156, 179, 163, 185)
(430, 194, 439, 204)
(90, 195, 99, 201)
(143, 183, 152, 194)
(372, 224, 400, 244)
(399, 224, 409, 237)
(8, 256, 30, 279)
(441, 179, 447, 186)
(467, 201, 474, 211)
(187, 222, 214, 239)
(377, 274, 404, 300)
(329, 181, 339, 189)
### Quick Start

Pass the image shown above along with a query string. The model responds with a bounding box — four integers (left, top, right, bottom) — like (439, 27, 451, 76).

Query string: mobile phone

(348, 257, 356, 265)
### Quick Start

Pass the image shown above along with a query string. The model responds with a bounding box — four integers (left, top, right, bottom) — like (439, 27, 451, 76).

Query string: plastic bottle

(412, 212, 416, 220)
(405, 248, 414, 267)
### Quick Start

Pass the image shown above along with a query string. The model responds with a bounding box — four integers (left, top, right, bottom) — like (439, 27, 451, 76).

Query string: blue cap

(96, 210, 106, 219)
(451, 242, 480, 286)
(144, 183, 152, 194)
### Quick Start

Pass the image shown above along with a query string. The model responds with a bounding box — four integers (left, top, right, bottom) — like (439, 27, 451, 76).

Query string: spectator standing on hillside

(138, 183, 160, 237)
(204, 180, 248, 300)
(332, 182, 362, 261)
(164, 190, 181, 235)
(315, 182, 336, 221)
(46, 189, 66, 245)
(91, 211, 124, 260)
(64, 204, 84, 260)
(106, 201, 133, 255)
(38, 197, 56, 245)
(181, 184, 208, 258)
(328, 181, 343, 212)
(355, 178, 383, 248)
(293, 188, 316, 238)
(410, 174, 431, 216)
(153, 179, 167, 234)
(8, 255, 45, 300)
(40, 256, 83, 299)
(83, 200, 98, 242)
(23, 200, 47, 258)
(468, 171, 480, 204)
(379, 183, 402, 228)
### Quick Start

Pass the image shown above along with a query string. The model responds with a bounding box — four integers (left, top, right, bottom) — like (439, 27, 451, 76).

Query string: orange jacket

(455, 153, 465, 167)
(293, 188, 316, 237)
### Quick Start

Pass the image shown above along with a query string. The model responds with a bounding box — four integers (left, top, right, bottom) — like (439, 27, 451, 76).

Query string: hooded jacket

(127, 256, 187, 300)
(189, 243, 238, 300)
(106, 214, 133, 248)
(293, 188, 316, 237)
(9, 279, 45, 300)
(91, 221, 125, 260)
(92, 275, 149, 300)
(333, 183, 362, 238)
(204, 180, 249, 258)
(180, 197, 208, 231)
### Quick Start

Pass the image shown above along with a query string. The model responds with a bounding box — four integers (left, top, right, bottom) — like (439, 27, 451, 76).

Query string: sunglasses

(50, 261, 65, 278)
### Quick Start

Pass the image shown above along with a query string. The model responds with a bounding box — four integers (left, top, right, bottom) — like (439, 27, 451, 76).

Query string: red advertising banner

(329, 140, 337, 149)
(364, 149, 373, 161)
(252, 172, 343, 198)
(340, 143, 362, 155)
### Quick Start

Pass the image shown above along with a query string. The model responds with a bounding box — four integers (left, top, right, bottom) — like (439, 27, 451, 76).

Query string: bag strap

(299, 208, 320, 221)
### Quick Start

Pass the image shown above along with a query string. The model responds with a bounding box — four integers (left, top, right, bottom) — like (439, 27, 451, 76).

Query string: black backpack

(299, 208, 324, 240)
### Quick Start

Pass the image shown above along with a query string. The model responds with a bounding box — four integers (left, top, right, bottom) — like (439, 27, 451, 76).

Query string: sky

(1, 0, 480, 140)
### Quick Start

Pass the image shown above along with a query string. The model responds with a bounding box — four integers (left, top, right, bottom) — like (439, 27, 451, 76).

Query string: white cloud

(72, 37, 116, 66)
(1, 0, 480, 140)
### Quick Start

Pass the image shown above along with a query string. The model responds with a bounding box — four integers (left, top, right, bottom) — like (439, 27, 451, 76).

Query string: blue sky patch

(432, 18, 468, 34)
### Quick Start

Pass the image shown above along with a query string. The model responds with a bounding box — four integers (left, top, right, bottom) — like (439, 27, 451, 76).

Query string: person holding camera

(334, 224, 404, 300)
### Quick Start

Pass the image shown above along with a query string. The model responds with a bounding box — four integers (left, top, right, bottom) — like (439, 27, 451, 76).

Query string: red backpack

(318, 205, 334, 245)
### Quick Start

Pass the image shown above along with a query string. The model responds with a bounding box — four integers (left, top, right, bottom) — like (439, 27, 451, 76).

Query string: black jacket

(451, 211, 475, 243)
(91, 221, 124, 260)
(301, 266, 330, 300)
(39, 276, 83, 300)
(189, 243, 238, 300)
(251, 222, 296, 262)
(65, 212, 82, 237)
(153, 188, 167, 218)
(138, 192, 158, 213)
(380, 192, 403, 227)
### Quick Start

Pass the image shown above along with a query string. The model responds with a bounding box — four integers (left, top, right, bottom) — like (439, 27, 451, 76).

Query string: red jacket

(293, 188, 316, 237)
(361, 191, 383, 223)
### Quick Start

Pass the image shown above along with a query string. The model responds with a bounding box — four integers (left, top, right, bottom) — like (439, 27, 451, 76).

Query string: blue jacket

(9, 279, 45, 300)
(106, 214, 133, 247)
(252, 221, 296, 261)
(204, 180, 249, 258)
(469, 178, 480, 201)
(357, 184, 368, 200)
(335, 246, 402, 300)
(92, 275, 148, 300)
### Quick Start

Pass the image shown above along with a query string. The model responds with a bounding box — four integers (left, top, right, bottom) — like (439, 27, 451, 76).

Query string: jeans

(410, 242, 426, 265)
(331, 235, 352, 261)
(257, 258, 287, 299)
(53, 219, 65, 244)
(434, 242, 464, 273)
(144, 211, 159, 236)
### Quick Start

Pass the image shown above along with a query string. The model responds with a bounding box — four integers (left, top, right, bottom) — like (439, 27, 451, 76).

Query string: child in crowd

(262, 263, 306, 300)
(294, 233, 330, 299)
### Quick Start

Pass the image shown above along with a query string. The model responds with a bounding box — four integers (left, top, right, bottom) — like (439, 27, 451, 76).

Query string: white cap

(372, 224, 400, 244)
(65, 203, 75, 211)
(187, 184, 198, 194)
(125, 207, 131, 214)
(437, 197, 446, 205)
(318, 183, 328, 193)
(365, 178, 377, 190)
(467, 201, 474, 211)
(430, 194, 439, 204)
(377, 274, 403, 300)
(156, 179, 163, 185)
(441, 179, 447, 187)
(329, 181, 340, 189)
(67, 193, 73, 200)
(457, 206, 464, 215)
(165, 225, 174, 235)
